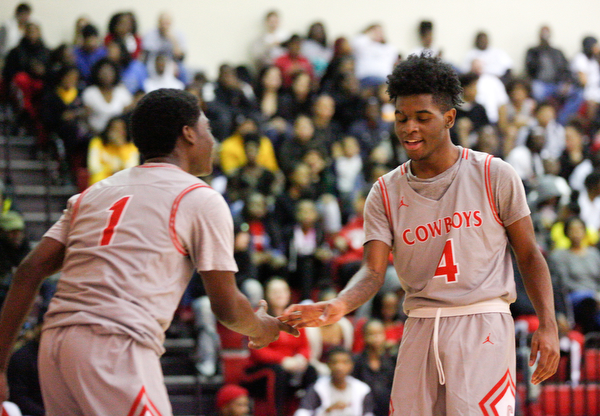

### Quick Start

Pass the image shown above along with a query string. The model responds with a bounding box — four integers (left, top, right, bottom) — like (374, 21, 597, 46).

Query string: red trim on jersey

(378, 177, 393, 232)
(462, 148, 469, 160)
(70, 187, 92, 227)
(484, 155, 503, 226)
(169, 184, 211, 255)
(478, 370, 515, 415)
(127, 386, 163, 416)
(400, 162, 408, 176)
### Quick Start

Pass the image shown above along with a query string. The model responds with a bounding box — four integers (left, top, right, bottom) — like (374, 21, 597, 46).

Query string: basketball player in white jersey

(0, 89, 298, 416)
(280, 56, 559, 415)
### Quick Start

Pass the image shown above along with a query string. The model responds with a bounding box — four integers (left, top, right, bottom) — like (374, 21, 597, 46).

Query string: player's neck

(144, 155, 183, 169)
(410, 144, 460, 179)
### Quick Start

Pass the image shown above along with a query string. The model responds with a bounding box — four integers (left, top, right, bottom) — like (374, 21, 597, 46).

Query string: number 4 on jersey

(100, 196, 132, 246)
(434, 239, 459, 283)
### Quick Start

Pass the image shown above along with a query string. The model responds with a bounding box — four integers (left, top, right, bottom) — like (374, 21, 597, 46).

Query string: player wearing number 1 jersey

(279, 55, 559, 415)
(0, 89, 298, 416)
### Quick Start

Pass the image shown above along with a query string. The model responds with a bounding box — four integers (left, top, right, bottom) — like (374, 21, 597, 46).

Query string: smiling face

(394, 94, 456, 173)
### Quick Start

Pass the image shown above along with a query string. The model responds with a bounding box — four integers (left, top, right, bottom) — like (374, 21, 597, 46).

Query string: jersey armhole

(169, 184, 211, 256)
(70, 187, 92, 227)
(484, 155, 504, 226)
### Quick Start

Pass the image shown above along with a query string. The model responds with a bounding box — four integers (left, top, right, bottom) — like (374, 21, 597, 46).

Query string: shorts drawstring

(433, 308, 446, 385)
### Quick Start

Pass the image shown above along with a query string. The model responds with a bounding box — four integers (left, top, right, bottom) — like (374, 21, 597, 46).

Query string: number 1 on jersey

(434, 239, 459, 283)
(100, 196, 132, 246)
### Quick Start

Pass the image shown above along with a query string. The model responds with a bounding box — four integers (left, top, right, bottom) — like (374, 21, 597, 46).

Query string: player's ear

(181, 125, 196, 145)
(444, 108, 456, 129)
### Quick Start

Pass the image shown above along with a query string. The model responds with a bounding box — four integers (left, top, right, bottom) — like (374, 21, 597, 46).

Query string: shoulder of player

(465, 150, 517, 178)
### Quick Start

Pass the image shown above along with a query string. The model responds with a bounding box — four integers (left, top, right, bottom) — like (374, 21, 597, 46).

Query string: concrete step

(13, 184, 77, 196)
(0, 135, 36, 160)
(1, 160, 61, 186)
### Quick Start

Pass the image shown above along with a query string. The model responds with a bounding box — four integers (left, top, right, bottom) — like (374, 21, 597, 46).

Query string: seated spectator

(525, 26, 571, 102)
(362, 291, 404, 355)
(2, 22, 49, 133)
(320, 37, 353, 94)
(74, 24, 107, 85)
(462, 31, 512, 80)
(311, 94, 341, 153)
(506, 126, 546, 190)
(220, 116, 279, 175)
(301, 22, 332, 79)
(6, 326, 43, 416)
(82, 58, 133, 135)
(143, 53, 184, 93)
(274, 162, 316, 230)
(516, 102, 565, 160)
(255, 65, 285, 121)
(87, 116, 140, 185)
(0, 3, 32, 60)
(226, 134, 281, 204)
(285, 199, 333, 300)
(278, 71, 314, 124)
(559, 119, 588, 182)
(305, 289, 354, 376)
(331, 189, 368, 287)
(549, 216, 600, 334)
(250, 10, 290, 71)
(233, 192, 287, 283)
(278, 115, 320, 175)
(72, 16, 90, 47)
(216, 384, 251, 416)
(248, 277, 317, 416)
(578, 171, 600, 233)
(352, 23, 397, 89)
(45, 43, 77, 90)
(451, 72, 490, 148)
(274, 34, 314, 89)
(142, 12, 187, 83)
(294, 346, 374, 416)
(472, 125, 502, 157)
(570, 36, 600, 125)
(550, 191, 599, 250)
(0, 211, 30, 308)
(497, 78, 536, 153)
(330, 71, 366, 132)
(214, 64, 257, 123)
(104, 11, 142, 60)
(569, 147, 600, 192)
(348, 97, 393, 160)
(105, 39, 147, 95)
(470, 58, 508, 124)
(334, 136, 365, 216)
(41, 65, 91, 172)
(352, 319, 395, 416)
(408, 20, 441, 58)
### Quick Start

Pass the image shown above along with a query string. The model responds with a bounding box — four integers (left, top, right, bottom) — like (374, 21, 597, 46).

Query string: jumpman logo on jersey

(398, 196, 409, 209)
(483, 333, 494, 345)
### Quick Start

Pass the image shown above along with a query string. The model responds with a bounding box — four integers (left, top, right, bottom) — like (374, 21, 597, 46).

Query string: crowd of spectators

(2, 3, 600, 415)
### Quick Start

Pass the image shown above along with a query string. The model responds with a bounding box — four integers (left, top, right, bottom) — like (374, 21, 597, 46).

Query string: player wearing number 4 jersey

(279, 55, 559, 415)
(0, 89, 298, 416)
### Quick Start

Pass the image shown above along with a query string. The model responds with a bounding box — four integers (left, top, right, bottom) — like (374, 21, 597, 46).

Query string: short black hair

(387, 54, 462, 111)
(89, 58, 121, 87)
(458, 72, 479, 88)
(505, 77, 532, 97)
(130, 89, 200, 159)
(15, 3, 31, 15)
(326, 346, 352, 362)
(419, 20, 433, 36)
(81, 24, 99, 39)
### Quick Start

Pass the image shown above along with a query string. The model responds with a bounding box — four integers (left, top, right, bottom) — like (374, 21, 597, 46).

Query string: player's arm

(200, 270, 298, 349)
(280, 240, 390, 328)
(0, 237, 65, 402)
(506, 216, 560, 385)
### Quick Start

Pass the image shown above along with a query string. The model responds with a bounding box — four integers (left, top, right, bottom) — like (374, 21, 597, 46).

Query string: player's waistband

(407, 298, 511, 319)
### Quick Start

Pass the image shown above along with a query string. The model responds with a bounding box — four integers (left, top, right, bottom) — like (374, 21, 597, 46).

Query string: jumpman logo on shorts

(483, 333, 494, 345)
(398, 196, 409, 208)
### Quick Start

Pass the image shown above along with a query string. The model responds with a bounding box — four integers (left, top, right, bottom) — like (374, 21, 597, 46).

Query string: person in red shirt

(274, 34, 314, 88)
(248, 277, 317, 415)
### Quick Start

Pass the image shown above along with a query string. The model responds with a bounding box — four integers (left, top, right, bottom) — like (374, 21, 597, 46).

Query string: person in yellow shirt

(219, 116, 279, 175)
(87, 116, 140, 185)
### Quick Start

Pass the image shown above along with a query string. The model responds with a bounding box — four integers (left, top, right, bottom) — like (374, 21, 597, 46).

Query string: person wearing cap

(216, 384, 251, 416)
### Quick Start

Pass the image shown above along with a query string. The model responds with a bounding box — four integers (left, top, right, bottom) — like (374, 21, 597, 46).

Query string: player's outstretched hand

(529, 322, 560, 385)
(248, 300, 300, 349)
(278, 299, 347, 328)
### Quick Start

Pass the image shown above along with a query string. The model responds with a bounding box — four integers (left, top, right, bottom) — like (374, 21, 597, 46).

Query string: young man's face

(223, 396, 250, 416)
(190, 113, 215, 176)
(328, 352, 354, 382)
(394, 94, 455, 163)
